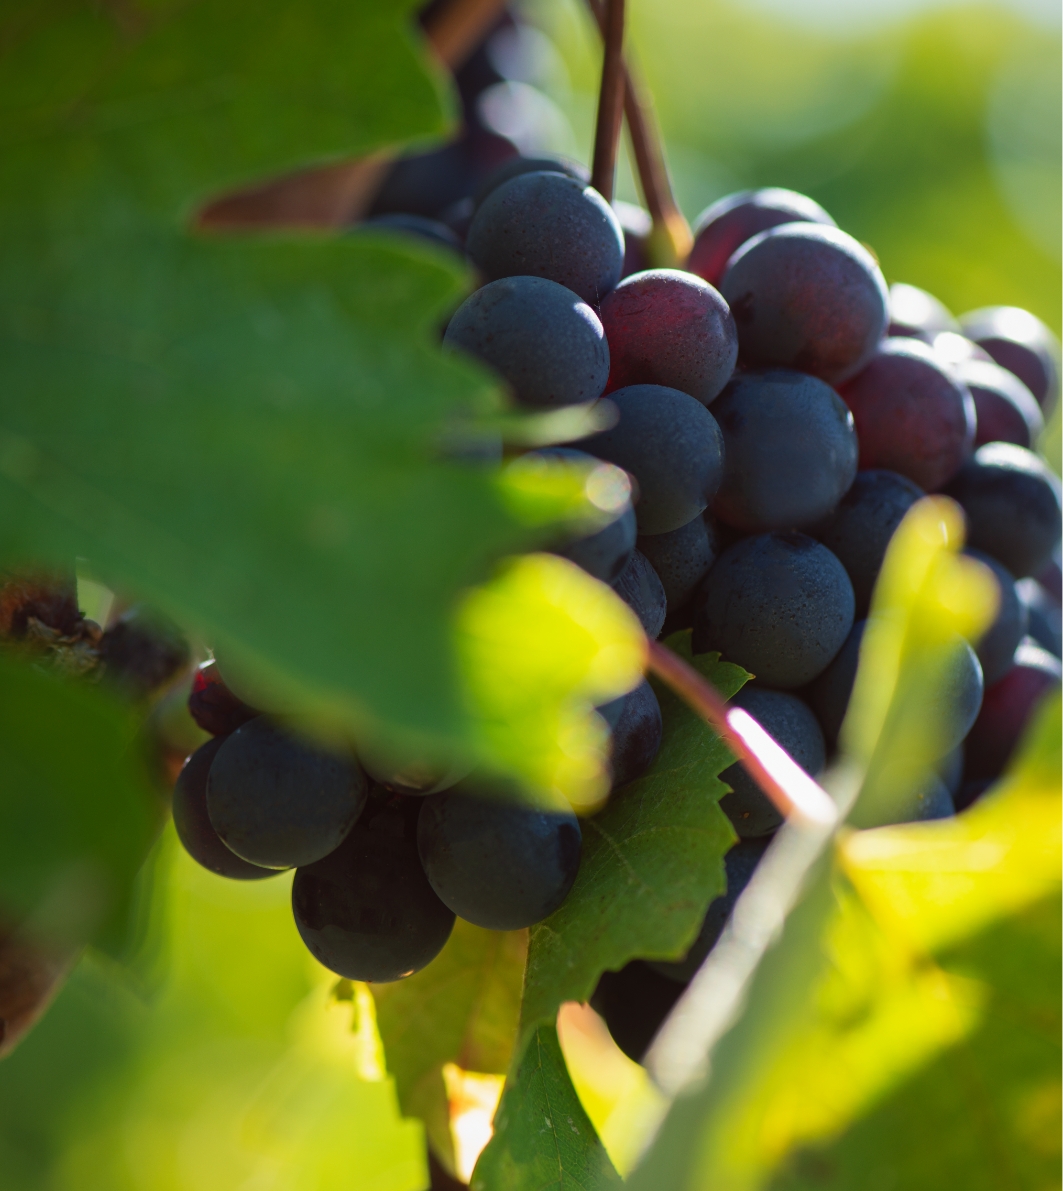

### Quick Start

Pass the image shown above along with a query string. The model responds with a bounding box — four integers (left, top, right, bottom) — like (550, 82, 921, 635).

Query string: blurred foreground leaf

(0, 654, 157, 945)
(372, 921, 527, 1176)
(471, 1024, 621, 1191)
(629, 695, 1061, 1191)
(519, 634, 747, 1032)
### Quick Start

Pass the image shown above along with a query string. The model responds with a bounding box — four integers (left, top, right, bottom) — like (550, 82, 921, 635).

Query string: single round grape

(964, 640, 1061, 781)
(931, 331, 993, 368)
(900, 776, 955, 822)
(188, 660, 259, 737)
(719, 687, 825, 838)
(530, 447, 636, 584)
(648, 837, 771, 982)
(612, 549, 667, 638)
(720, 223, 888, 384)
(944, 443, 1063, 578)
(368, 132, 516, 220)
(636, 513, 718, 611)
(805, 619, 865, 746)
(362, 214, 464, 253)
(98, 606, 190, 700)
(953, 359, 1044, 449)
(598, 269, 738, 406)
(585, 384, 725, 534)
(711, 369, 858, 533)
(938, 744, 964, 797)
(292, 797, 455, 982)
(466, 171, 625, 306)
(172, 738, 278, 880)
(417, 784, 581, 930)
(207, 716, 368, 869)
(473, 154, 589, 209)
(838, 338, 975, 490)
(1016, 578, 1062, 658)
(959, 306, 1060, 411)
(692, 533, 854, 689)
(811, 470, 925, 616)
(598, 679, 663, 789)
(614, 200, 652, 278)
(444, 277, 610, 409)
(590, 960, 686, 1063)
(887, 283, 959, 339)
(687, 188, 835, 288)
(965, 550, 1027, 685)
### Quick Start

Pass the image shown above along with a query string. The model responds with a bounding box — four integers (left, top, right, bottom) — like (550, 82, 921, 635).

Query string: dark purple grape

(964, 640, 1061, 781)
(687, 188, 835, 288)
(584, 384, 725, 535)
(711, 369, 858, 533)
(598, 679, 663, 789)
(953, 359, 1044, 449)
(931, 331, 993, 368)
(901, 777, 955, 821)
(207, 717, 367, 869)
(805, 619, 865, 747)
(648, 837, 771, 983)
(612, 549, 667, 638)
(811, 470, 925, 616)
(598, 269, 738, 406)
(944, 443, 1063, 578)
(720, 223, 888, 384)
(99, 606, 190, 700)
(614, 200, 652, 278)
(719, 687, 825, 837)
(590, 960, 686, 1063)
(938, 744, 964, 797)
(1016, 578, 1062, 658)
(362, 214, 464, 254)
(188, 660, 259, 737)
(839, 338, 975, 490)
(965, 550, 1027, 685)
(417, 783, 581, 930)
(636, 513, 718, 612)
(444, 277, 609, 409)
(693, 533, 854, 689)
(887, 283, 959, 339)
(466, 171, 624, 306)
(473, 154, 589, 209)
(172, 738, 278, 880)
(292, 797, 455, 982)
(959, 306, 1060, 411)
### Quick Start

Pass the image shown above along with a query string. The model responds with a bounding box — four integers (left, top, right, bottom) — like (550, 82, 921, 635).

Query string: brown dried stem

(584, 0, 692, 265)
(590, 0, 626, 202)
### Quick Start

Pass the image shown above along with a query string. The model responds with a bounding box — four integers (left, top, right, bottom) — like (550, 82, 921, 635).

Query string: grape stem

(197, 0, 507, 230)
(584, 0, 693, 264)
(590, 0, 626, 203)
(646, 639, 838, 828)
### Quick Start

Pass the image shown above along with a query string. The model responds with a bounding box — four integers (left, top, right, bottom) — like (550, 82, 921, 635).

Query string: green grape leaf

(372, 921, 528, 1174)
(519, 633, 749, 1033)
(471, 1024, 622, 1191)
(0, 654, 158, 945)
(629, 695, 1062, 1191)
(0, 0, 629, 776)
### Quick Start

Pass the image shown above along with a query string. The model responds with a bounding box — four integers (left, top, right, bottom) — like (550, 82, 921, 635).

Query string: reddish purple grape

(188, 660, 258, 737)
(838, 338, 975, 490)
(964, 640, 1061, 780)
(687, 188, 835, 288)
(887, 283, 958, 339)
(953, 359, 1044, 449)
(959, 306, 1060, 411)
(720, 223, 889, 385)
(599, 269, 737, 407)
(613, 200, 652, 278)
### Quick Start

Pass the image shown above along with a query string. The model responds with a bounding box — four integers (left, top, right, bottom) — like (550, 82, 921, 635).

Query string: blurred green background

(1, 1, 1058, 1188)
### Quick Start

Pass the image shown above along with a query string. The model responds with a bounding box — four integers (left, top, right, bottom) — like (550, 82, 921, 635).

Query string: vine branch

(646, 640, 838, 828)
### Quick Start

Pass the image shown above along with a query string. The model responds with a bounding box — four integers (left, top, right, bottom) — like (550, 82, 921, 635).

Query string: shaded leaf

(629, 695, 1061, 1191)
(0, 653, 158, 944)
(519, 634, 748, 1032)
(471, 1024, 621, 1191)
(372, 920, 527, 1172)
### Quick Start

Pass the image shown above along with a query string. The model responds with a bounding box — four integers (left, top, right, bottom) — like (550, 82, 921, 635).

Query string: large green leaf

(0, 653, 158, 943)
(629, 695, 1061, 1191)
(519, 633, 748, 1033)
(471, 1024, 621, 1191)
(0, 0, 630, 771)
(372, 920, 528, 1174)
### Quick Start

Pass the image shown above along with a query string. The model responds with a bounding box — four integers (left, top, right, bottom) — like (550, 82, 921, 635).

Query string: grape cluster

(174, 165, 1061, 1062)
